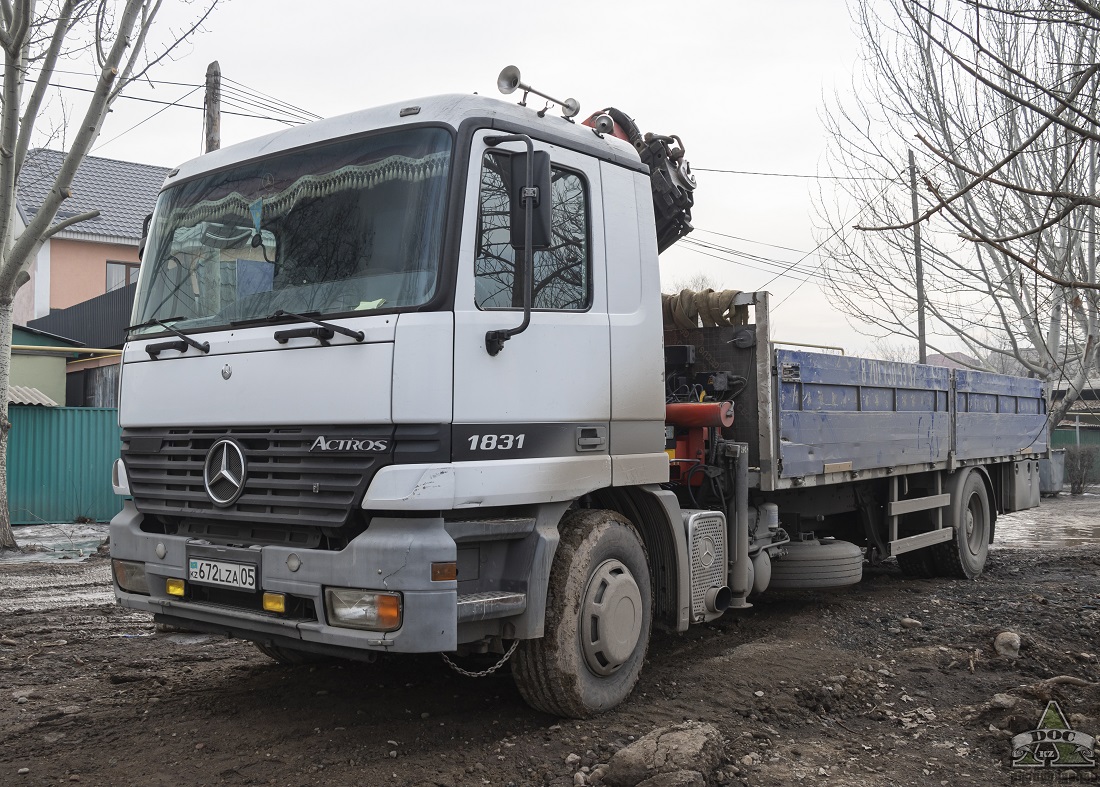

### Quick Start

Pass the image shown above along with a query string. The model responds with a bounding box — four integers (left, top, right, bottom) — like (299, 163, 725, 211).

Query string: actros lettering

(309, 436, 389, 452)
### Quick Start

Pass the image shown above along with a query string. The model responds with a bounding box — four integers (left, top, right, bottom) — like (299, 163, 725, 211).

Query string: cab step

(456, 591, 527, 622)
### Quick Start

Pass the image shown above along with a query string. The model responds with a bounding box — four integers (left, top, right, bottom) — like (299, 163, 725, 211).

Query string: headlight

(325, 588, 402, 631)
(111, 459, 130, 496)
(113, 559, 149, 595)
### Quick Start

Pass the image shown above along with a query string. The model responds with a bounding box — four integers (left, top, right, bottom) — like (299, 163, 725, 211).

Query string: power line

(222, 76, 322, 121)
(694, 167, 891, 181)
(694, 227, 810, 255)
(93, 86, 202, 152)
(48, 81, 307, 124)
(679, 237, 824, 281)
(678, 241, 821, 285)
(22, 65, 323, 123)
(220, 84, 317, 124)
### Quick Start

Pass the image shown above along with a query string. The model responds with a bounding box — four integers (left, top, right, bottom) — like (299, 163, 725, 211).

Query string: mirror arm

(485, 134, 536, 357)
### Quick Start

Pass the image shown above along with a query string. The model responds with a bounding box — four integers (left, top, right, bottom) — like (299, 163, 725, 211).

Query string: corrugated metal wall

(6, 406, 123, 525)
(28, 283, 135, 349)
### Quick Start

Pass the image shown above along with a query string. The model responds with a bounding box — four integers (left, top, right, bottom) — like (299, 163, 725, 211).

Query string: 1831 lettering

(466, 433, 526, 451)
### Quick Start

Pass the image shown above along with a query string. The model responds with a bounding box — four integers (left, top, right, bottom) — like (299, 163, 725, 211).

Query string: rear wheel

(512, 509, 652, 718)
(895, 512, 940, 578)
(933, 470, 991, 579)
(896, 547, 938, 578)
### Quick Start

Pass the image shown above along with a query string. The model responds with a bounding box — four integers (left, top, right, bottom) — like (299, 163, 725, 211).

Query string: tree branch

(14, 0, 77, 175)
(42, 208, 99, 240)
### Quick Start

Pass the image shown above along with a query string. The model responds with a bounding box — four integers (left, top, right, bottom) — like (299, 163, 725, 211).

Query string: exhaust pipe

(704, 585, 732, 613)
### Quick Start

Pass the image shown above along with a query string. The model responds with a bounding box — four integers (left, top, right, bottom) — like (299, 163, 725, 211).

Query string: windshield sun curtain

(131, 127, 452, 335)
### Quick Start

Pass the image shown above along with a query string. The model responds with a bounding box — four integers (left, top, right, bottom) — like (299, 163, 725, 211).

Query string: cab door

(450, 130, 611, 499)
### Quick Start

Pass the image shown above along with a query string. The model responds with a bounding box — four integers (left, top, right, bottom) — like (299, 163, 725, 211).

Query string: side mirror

(508, 150, 552, 251)
(138, 212, 152, 262)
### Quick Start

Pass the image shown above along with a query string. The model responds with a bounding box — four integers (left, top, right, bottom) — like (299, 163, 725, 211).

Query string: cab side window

(474, 152, 590, 310)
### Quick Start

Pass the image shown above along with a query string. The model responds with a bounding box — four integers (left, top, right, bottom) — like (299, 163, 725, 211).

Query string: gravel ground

(0, 494, 1097, 786)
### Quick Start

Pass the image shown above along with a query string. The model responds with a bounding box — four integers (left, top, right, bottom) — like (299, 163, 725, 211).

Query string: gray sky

(79, 0, 872, 351)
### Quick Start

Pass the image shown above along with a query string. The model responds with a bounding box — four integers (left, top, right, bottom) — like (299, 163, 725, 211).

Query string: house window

(106, 261, 140, 292)
(474, 152, 590, 311)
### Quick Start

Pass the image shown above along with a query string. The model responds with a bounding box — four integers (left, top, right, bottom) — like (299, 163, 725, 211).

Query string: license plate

(188, 558, 257, 590)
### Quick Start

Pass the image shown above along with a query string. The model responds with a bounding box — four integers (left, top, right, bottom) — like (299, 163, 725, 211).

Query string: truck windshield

(130, 127, 451, 334)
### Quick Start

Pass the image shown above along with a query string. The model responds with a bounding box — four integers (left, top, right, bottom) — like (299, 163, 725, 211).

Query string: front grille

(123, 425, 392, 528)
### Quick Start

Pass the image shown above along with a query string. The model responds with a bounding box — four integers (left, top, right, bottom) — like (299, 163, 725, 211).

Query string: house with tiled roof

(12, 149, 169, 325)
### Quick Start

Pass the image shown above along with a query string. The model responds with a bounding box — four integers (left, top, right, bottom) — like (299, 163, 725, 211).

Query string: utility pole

(204, 60, 221, 153)
(909, 148, 927, 364)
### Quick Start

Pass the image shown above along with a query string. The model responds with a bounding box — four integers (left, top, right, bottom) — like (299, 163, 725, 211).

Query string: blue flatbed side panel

(955, 369, 1048, 460)
(776, 350, 950, 477)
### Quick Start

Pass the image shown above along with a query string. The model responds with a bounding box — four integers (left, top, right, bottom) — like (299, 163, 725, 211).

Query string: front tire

(512, 509, 652, 718)
(933, 470, 991, 579)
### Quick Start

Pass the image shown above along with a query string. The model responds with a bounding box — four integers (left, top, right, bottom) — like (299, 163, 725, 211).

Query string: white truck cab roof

(163, 93, 645, 189)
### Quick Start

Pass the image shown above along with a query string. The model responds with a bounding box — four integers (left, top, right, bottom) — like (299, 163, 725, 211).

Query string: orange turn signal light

(431, 561, 457, 581)
(376, 594, 401, 629)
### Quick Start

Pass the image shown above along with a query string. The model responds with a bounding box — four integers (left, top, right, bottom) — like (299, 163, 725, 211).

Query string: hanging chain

(441, 639, 519, 678)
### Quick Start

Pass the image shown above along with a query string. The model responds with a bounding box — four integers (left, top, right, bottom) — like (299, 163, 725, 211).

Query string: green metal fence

(1052, 426, 1100, 476)
(6, 406, 123, 525)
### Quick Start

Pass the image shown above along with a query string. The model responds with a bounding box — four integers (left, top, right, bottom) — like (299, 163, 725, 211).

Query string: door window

(474, 152, 590, 311)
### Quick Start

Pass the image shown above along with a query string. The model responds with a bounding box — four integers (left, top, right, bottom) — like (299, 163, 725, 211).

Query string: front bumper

(110, 501, 458, 653)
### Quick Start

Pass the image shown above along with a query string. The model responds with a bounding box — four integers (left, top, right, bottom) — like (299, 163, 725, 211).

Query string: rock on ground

(994, 630, 1021, 658)
(636, 771, 706, 787)
(605, 722, 723, 787)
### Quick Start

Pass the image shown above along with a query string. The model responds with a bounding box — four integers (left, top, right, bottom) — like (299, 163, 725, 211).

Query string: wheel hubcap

(965, 497, 984, 554)
(580, 559, 643, 677)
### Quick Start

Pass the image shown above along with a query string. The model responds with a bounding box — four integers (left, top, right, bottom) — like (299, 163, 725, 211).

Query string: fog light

(325, 588, 402, 632)
(165, 578, 185, 597)
(263, 592, 286, 613)
(113, 559, 149, 595)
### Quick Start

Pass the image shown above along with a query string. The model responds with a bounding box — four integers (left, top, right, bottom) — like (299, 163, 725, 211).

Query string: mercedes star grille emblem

(203, 439, 247, 506)
(699, 535, 716, 568)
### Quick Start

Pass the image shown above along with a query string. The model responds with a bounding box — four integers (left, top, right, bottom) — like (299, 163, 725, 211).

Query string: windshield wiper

(271, 310, 365, 344)
(143, 319, 211, 358)
(127, 315, 184, 333)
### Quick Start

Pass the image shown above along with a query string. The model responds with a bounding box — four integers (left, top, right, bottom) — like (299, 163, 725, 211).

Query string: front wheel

(512, 509, 652, 718)
(933, 470, 991, 579)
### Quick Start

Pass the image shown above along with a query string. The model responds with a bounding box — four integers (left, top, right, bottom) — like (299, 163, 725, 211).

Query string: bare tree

(866, 339, 920, 363)
(818, 0, 1100, 427)
(0, 0, 217, 551)
(665, 272, 720, 295)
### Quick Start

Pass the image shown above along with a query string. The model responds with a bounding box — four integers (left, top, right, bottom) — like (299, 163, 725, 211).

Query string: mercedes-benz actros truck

(110, 71, 1048, 718)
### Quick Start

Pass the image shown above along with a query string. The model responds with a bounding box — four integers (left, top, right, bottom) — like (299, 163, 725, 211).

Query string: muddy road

(1, 496, 1098, 786)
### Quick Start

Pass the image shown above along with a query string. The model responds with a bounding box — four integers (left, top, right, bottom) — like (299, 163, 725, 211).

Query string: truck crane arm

(583, 107, 697, 253)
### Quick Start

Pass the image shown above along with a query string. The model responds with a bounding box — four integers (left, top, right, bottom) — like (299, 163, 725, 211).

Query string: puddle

(1, 523, 109, 563)
(0, 561, 113, 613)
(995, 491, 1100, 548)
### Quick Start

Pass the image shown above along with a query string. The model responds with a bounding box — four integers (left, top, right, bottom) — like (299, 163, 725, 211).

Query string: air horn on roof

(497, 65, 580, 119)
